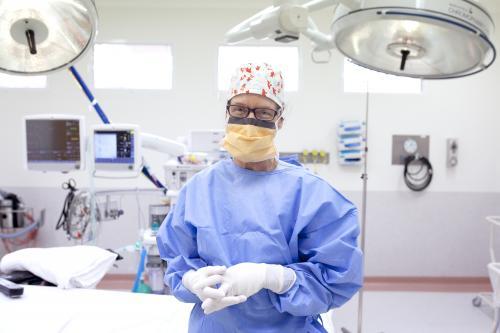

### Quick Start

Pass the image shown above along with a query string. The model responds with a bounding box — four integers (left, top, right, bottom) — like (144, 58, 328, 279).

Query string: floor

(327, 291, 494, 333)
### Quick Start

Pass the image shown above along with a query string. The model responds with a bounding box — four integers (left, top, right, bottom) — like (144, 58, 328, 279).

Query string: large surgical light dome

(0, 0, 98, 75)
(332, 0, 496, 79)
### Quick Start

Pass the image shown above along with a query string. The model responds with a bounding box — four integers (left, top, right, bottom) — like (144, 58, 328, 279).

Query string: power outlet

(447, 138, 458, 167)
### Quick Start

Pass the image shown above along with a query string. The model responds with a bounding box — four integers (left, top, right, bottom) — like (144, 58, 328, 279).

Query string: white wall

(1, 2, 499, 192)
(1, 1, 500, 276)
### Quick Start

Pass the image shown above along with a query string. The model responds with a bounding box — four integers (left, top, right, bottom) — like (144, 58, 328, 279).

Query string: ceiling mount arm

(303, 0, 359, 12)
(141, 133, 187, 158)
(225, 6, 279, 44)
(224, 0, 359, 48)
(304, 17, 336, 51)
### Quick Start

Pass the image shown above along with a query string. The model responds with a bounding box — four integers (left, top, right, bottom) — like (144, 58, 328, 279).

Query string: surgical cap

(229, 63, 284, 109)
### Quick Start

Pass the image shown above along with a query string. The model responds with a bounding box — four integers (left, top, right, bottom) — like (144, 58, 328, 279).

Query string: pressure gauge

(404, 138, 418, 154)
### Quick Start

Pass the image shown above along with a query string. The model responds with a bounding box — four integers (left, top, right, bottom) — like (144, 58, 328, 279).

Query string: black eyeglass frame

(226, 103, 282, 122)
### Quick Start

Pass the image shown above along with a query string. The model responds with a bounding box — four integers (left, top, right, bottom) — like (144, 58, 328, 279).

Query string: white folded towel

(0, 245, 118, 289)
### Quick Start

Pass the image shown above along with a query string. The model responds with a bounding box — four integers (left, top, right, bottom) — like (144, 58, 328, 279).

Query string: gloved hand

(219, 263, 296, 298)
(200, 263, 296, 315)
(182, 265, 227, 301)
(201, 294, 248, 315)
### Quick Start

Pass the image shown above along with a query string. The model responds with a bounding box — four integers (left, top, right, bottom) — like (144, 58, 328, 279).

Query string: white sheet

(0, 246, 117, 289)
(0, 286, 192, 333)
(0, 285, 335, 333)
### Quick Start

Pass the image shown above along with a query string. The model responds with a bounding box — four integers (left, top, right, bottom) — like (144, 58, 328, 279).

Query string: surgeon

(156, 62, 363, 332)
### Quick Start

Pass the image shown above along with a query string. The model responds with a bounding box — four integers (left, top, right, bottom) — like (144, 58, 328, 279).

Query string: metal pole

(341, 89, 371, 333)
(357, 90, 370, 333)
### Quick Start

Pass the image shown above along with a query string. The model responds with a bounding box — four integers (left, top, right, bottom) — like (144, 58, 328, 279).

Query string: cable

(0, 220, 39, 239)
(406, 162, 425, 177)
(0, 211, 39, 253)
(404, 155, 433, 191)
(55, 179, 78, 239)
(132, 247, 147, 293)
(0, 191, 40, 252)
(55, 179, 95, 241)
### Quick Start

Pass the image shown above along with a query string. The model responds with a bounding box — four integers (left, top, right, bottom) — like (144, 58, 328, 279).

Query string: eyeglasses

(226, 104, 281, 122)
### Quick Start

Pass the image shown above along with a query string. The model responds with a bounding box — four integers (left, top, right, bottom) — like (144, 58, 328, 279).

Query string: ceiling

(95, 0, 274, 9)
(95, 0, 500, 14)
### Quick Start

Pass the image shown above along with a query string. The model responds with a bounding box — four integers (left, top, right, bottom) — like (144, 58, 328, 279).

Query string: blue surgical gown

(156, 159, 363, 333)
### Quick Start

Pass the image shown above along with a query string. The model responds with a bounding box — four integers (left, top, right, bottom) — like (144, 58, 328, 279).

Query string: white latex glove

(200, 263, 296, 315)
(182, 266, 227, 301)
(221, 262, 296, 298)
(201, 295, 248, 315)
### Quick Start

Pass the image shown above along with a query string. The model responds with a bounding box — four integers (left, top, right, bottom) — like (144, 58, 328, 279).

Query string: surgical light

(0, 0, 98, 74)
(0, 0, 174, 191)
(225, 0, 496, 79)
(332, 0, 496, 79)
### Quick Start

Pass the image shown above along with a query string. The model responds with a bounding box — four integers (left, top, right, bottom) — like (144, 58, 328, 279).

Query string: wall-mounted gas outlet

(281, 151, 330, 164)
(392, 135, 430, 165)
(447, 138, 458, 167)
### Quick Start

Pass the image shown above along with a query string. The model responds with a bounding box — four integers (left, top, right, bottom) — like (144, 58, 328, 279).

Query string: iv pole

(342, 88, 378, 333)
(358, 89, 370, 333)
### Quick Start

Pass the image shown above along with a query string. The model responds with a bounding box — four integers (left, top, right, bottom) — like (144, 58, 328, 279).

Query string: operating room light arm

(303, 17, 335, 52)
(302, 0, 358, 12)
(225, 6, 281, 44)
(301, 0, 357, 52)
(225, 0, 360, 53)
(141, 133, 187, 157)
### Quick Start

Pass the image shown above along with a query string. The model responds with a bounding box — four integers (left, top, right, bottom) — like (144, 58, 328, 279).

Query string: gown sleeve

(156, 187, 207, 303)
(269, 180, 364, 316)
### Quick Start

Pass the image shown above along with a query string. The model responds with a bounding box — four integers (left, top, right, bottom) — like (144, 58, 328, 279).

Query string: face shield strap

(227, 116, 276, 130)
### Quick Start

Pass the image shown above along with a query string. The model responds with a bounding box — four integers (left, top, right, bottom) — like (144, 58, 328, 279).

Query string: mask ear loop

(276, 102, 285, 130)
(274, 109, 284, 163)
(225, 101, 230, 122)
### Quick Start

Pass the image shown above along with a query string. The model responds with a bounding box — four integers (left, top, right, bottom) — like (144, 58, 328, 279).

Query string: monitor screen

(26, 119, 82, 169)
(94, 130, 135, 165)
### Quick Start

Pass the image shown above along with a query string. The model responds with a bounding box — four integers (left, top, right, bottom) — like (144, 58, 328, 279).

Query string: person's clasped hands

(182, 263, 297, 315)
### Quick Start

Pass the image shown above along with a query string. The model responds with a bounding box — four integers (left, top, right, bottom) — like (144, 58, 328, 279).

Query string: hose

(403, 155, 433, 191)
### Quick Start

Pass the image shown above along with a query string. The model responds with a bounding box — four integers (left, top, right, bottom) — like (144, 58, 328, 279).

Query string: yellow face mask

(223, 117, 277, 163)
